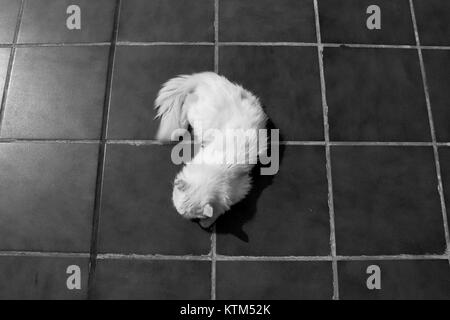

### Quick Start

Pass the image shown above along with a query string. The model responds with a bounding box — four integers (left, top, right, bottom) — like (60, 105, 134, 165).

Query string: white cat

(155, 72, 268, 228)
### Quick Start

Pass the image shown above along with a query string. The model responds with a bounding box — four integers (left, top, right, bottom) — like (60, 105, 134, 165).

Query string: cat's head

(172, 165, 230, 228)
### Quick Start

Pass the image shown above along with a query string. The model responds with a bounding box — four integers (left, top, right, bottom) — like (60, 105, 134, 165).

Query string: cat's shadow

(201, 118, 286, 242)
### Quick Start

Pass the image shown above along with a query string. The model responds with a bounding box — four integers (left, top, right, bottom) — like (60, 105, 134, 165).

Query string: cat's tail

(154, 74, 200, 141)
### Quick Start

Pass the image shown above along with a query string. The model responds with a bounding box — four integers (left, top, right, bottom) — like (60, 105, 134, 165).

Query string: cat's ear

(203, 204, 213, 218)
(174, 178, 188, 191)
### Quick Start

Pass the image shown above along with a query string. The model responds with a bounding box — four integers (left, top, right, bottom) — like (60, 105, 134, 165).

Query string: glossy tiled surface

(0, 143, 98, 252)
(1, 47, 109, 139)
(97, 144, 210, 255)
(219, 0, 316, 42)
(18, 0, 116, 43)
(118, 0, 214, 42)
(220, 46, 324, 141)
(217, 146, 330, 256)
(439, 149, 450, 226)
(0, 0, 20, 43)
(0, 48, 11, 99)
(339, 260, 450, 300)
(414, 0, 450, 46)
(319, 0, 415, 45)
(0, 0, 449, 300)
(91, 260, 210, 299)
(423, 51, 450, 142)
(0, 256, 89, 300)
(332, 146, 446, 255)
(216, 261, 333, 300)
(108, 46, 213, 139)
(324, 48, 430, 142)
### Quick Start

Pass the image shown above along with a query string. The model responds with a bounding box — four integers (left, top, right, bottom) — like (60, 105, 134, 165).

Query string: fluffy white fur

(155, 72, 267, 228)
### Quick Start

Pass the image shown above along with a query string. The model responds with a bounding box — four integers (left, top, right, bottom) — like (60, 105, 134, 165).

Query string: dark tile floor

(97, 144, 210, 255)
(216, 261, 333, 300)
(0, 256, 89, 300)
(108, 46, 214, 139)
(319, 0, 415, 45)
(0, 0, 20, 43)
(91, 259, 211, 299)
(338, 260, 450, 300)
(18, 0, 117, 43)
(414, 0, 450, 46)
(422, 50, 450, 142)
(219, 0, 316, 42)
(332, 146, 446, 256)
(439, 149, 450, 228)
(216, 146, 330, 256)
(1, 47, 109, 139)
(118, 0, 214, 42)
(0, 0, 449, 300)
(324, 48, 430, 142)
(0, 48, 10, 99)
(220, 46, 324, 141)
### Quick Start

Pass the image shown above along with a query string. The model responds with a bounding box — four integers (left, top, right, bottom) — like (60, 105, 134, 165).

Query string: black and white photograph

(0, 0, 449, 303)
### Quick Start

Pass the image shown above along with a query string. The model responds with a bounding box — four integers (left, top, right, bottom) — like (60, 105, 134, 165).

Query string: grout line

(214, 0, 219, 74)
(336, 254, 448, 261)
(15, 42, 111, 47)
(314, 0, 339, 301)
(409, 0, 450, 262)
(420, 45, 450, 51)
(117, 41, 214, 46)
(0, 0, 25, 135)
(211, 231, 217, 300)
(220, 42, 450, 50)
(97, 253, 211, 261)
(219, 42, 319, 47)
(87, 0, 122, 299)
(329, 141, 433, 147)
(325, 43, 416, 49)
(1, 138, 447, 147)
(216, 255, 332, 262)
(210, 0, 219, 301)
(0, 251, 91, 259)
(0, 41, 447, 50)
(281, 141, 325, 146)
(0, 251, 447, 262)
(0, 139, 101, 144)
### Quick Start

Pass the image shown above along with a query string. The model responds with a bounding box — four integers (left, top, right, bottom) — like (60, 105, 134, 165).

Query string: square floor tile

(0, 48, 11, 100)
(439, 148, 450, 225)
(0, 256, 89, 300)
(219, 0, 315, 42)
(18, 0, 116, 43)
(0, 47, 109, 139)
(107, 46, 213, 139)
(319, 0, 415, 45)
(0, 143, 98, 252)
(91, 259, 210, 299)
(0, 0, 20, 43)
(217, 146, 330, 256)
(339, 260, 450, 300)
(414, 0, 450, 46)
(216, 261, 333, 299)
(423, 50, 450, 142)
(325, 48, 430, 142)
(97, 144, 211, 255)
(332, 146, 446, 255)
(118, 0, 214, 42)
(220, 46, 324, 141)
